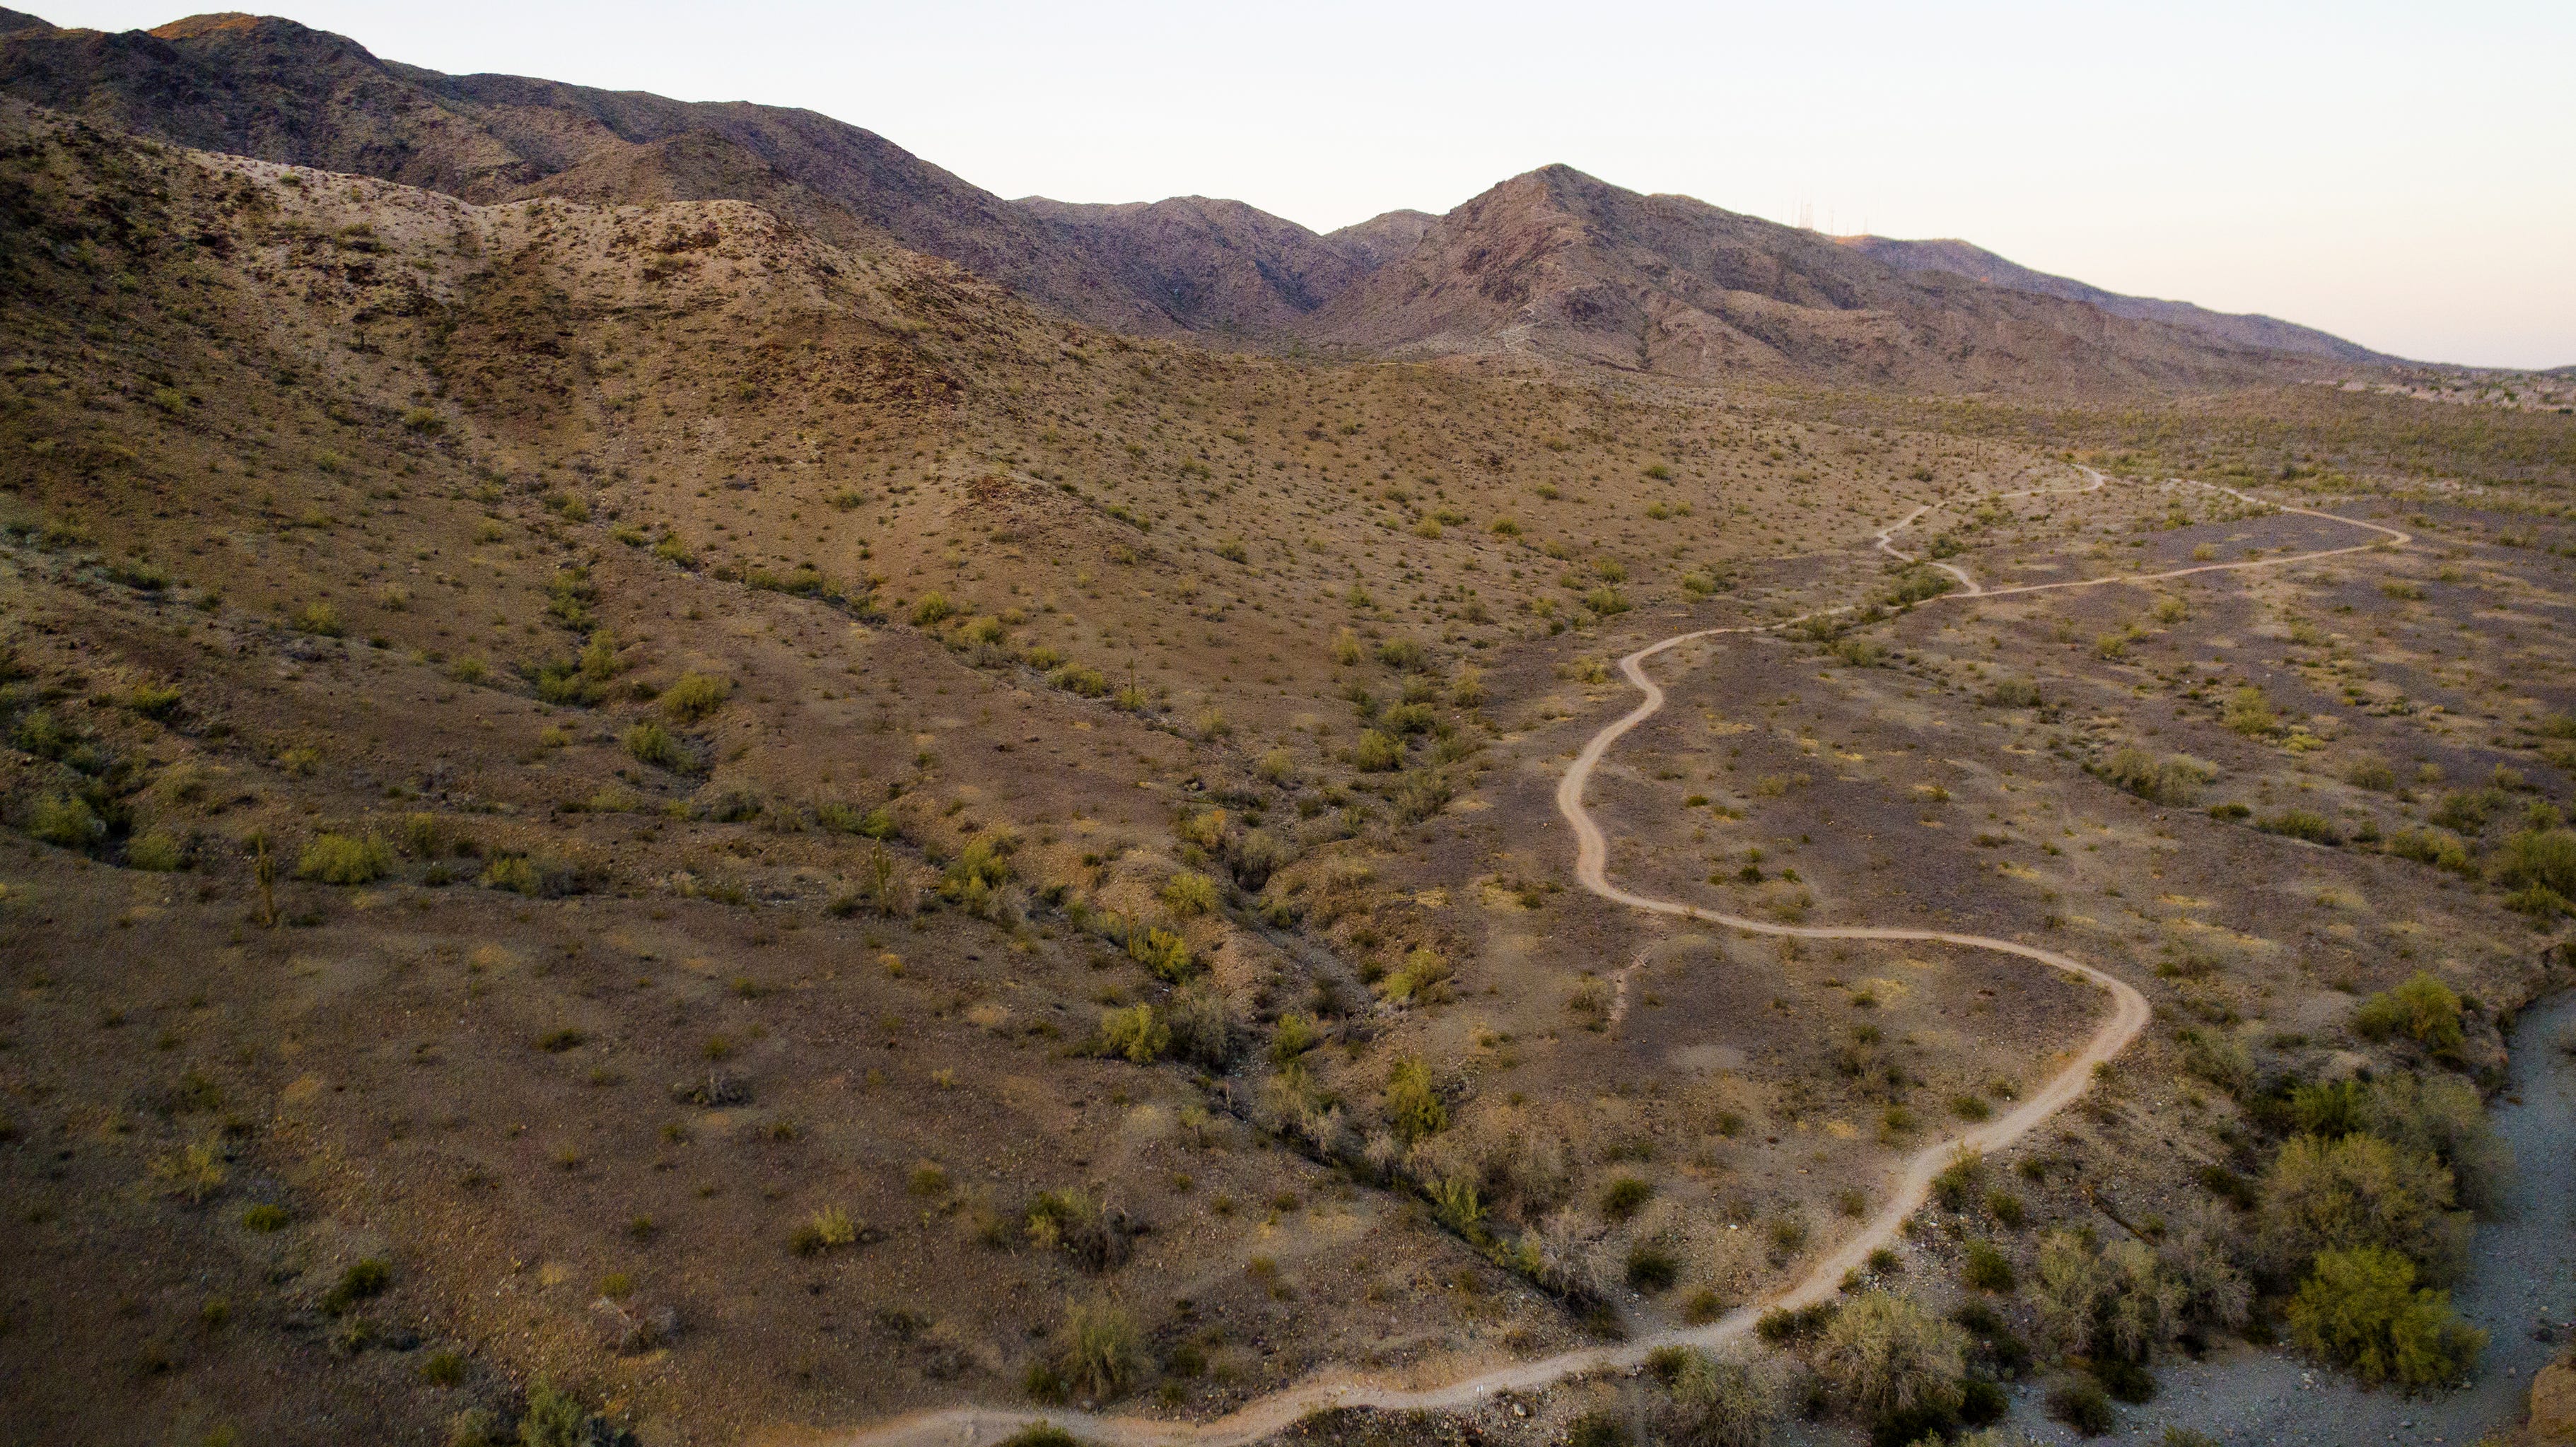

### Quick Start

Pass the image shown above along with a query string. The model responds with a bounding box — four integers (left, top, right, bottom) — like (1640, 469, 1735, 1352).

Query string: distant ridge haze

(0, 6, 2460, 386)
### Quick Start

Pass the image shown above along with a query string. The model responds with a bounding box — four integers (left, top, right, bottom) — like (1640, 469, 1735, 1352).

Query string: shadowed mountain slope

(1841, 233, 2387, 363)
(1298, 163, 2336, 390)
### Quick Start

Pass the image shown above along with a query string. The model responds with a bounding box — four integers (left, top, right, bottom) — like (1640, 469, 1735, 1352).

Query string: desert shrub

(2345, 758, 2398, 791)
(1053, 1296, 1147, 1400)
(2093, 746, 2214, 806)
(1602, 1175, 1653, 1221)
(1626, 1243, 1679, 1291)
(1814, 1291, 1966, 1432)
(2258, 1132, 2466, 1282)
(1027, 1190, 1128, 1271)
(2045, 1376, 2116, 1435)
(240, 1203, 291, 1232)
(515, 1379, 593, 1447)
(2285, 1246, 2484, 1389)
(1754, 1301, 1836, 1345)
(1126, 925, 1192, 980)
(1049, 663, 1109, 698)
(1950, 1299, 2032, 1378)
(1981, 677, 2042, 708)
(125, 681, 183, 719)
(1224, 827, 1290, 890)
(909, 592, 955, 626)
(792, 1205, 859, 1255)
(1391, 768, 1455, 823)
(624, 722, 694, 772)
(1385, 1055, 1447, 1141)
(1095, 1004, 1170, 1065)
(1164, 986, 1237, 1067)
(2492, 826, 2576, 908)
(2160, 1209, 2251, 1334)
(660, 672, 733, 721)
(28, 792, 103, 849)
(321, 1258, 391, 1315)
(2032, 1233, 2184, 1364)
(2175, 1026, 2254, 1096)
(1962, 1240, 2015, 1291)
(1566, 1412, 1629, 1447)
(1930, 1152, 1983, 1211)
(2222, 685, 2279, 737)
(2386, 827, 2474, 874)
(1351, 729, 1403, 771)
(151, 1138, 227, 1202)
(2256, 809, 2343, 845)
(1659, 1351, 1778, 1447)
(297, 833, 391, 884)
(293, 601, 344, 637)
(126, 830, 182, 872)
(2351, 971, 2464, 1054)
(1376, 638, 1428, 671)
(2364, 1072, 2514, 1218)
(2428, 787, 2506, 834)
(1161, 870, 1218, 917)
(1884, 568, 1954, 606)
(1376, 944, 1452, 1003)
(479, 854, 542, 896)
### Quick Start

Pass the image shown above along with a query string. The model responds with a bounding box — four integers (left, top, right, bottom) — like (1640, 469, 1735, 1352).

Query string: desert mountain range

(0, 6, 2388, 390)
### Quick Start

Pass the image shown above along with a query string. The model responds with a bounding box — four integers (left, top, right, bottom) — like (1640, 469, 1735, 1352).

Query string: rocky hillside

(1298, 163, 2334, 390)
(0, 7, 1228, 332)
(0, 8, 2400, 392)
(1842, 233, 2387, 363)
(1011, 194, 1374, 334)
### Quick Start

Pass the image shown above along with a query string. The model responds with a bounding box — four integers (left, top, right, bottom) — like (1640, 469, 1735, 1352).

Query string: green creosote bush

(2257, 809, 2343, 846)
(1056, 1297, 1147, 1401)
(1980, 677, 2041, 708)
(2351, 971, 2464, 1055)
(1385, 1055, 1447, 1141)
(1095, 1004, 1170, 1065)
(1160, 869, 1218, 916)
(2258, 1132, 2467, 1282)
(126, 831, 182, 871)
(659, 672, 733, 722)
(1962, 1240, 2015, 1291)
(2491, 827, 2576, 915)
(1602, 1175, 1653, 1221)
(624, 722, 695, 772)
(2046, 1376, 2115, 1435)
(1813, 1290, 1966, 1438)
(516, 1378, 595, 1447)
(2093, 745, 2215, 807)
(2285, 1245, 2484, 1389)
(321, 1258, 390, 1315)
(296, 833, 392, 884)
(29, 792, 104, 848)
(791, 1205, 859, 1255)
(1657, 1349, 1778, 1447)
(1626, 1243, 1679, 1291)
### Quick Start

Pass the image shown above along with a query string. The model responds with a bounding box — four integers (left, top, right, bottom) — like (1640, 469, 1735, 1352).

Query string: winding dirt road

(833, 473, 2407, 1447)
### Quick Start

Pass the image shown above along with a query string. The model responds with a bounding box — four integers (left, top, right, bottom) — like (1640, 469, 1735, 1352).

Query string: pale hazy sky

(33, 0, 2576, 367)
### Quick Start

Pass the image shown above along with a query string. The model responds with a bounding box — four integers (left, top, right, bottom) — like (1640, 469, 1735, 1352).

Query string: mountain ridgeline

(0, 6, 2385, 389)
